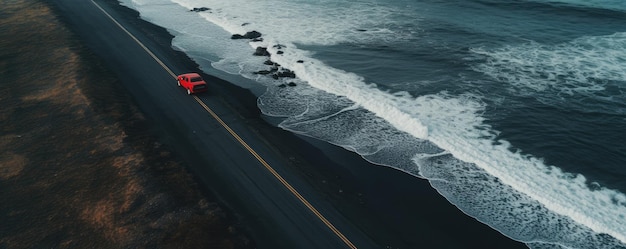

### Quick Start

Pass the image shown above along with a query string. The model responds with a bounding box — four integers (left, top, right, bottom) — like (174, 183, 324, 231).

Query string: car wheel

(177, 80, 181, 86)
(187, 89, 192, 95)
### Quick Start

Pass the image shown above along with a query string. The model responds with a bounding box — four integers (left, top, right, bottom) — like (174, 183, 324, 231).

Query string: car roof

(179, 73, 201, 78)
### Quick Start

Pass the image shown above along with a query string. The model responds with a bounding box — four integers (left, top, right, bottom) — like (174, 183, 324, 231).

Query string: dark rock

(273, 44, 285, 49)
(263, 60, 274, 65)
(276, 70, 296, 78)
(191, 7, 210, 12)
(288, 82, 297, 87)
(278, 84, 287, 88)
(297, 60, 304, 63)
(269, 66, 279, 72)
(272, 74, 279, 80)
(277, 51, 284, 55)
(251, 38, 263, 42)
(241, 22, 250, 26)
(244, 31, 262, 39)
(254, 70, 272, 75)
(231, 34, 245, 39)
(253, 47, 270, 56)
(356, 29, 367, 32)
(231, 30, 262, 40)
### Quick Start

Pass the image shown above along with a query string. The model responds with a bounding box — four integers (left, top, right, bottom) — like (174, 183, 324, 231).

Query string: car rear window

(194, 85, 207, 90)
(190, 77, 203, 82)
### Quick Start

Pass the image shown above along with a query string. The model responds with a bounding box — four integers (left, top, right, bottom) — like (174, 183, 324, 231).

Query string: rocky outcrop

(253, 47, 270, 56)
(278, 82, 297, 88)
(231, 31, 262, 40)
(247, 44, 298, 86)
(253, 70, 272, 75)
(190, 7, 210, 12)
(254, 66, 279, 75)
(275, 69, 295, 78)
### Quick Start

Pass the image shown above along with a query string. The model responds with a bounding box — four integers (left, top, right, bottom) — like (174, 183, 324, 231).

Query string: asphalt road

(48, 0, 376, 248)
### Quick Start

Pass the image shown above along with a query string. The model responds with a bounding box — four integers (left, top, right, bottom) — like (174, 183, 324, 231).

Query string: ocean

(118, 0, 626, 248)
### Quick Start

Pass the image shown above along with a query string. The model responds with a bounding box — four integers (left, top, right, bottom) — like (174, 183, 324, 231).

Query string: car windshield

(190, 77, 203, 82)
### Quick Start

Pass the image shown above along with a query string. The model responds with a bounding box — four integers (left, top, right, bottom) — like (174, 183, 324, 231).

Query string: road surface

(48, 0, 376, 248)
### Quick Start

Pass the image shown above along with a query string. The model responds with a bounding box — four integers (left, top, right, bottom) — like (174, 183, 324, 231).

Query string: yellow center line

(91, 1, 357, 248)
(193, 97, 356, 249)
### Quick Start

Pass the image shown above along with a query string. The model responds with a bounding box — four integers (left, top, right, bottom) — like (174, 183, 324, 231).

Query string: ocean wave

(471, 33, 626, 114)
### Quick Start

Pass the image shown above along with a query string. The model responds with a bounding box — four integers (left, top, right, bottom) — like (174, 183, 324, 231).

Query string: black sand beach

(2, 0, 528, 248)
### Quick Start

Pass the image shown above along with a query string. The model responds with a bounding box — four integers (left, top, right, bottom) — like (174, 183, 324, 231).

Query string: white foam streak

(428, 132, 626, 244)
(172, 1, 246, 36)
(472, 33, 626, 98)
(272, 52, 430, 140)
(170, 0, 413, 46)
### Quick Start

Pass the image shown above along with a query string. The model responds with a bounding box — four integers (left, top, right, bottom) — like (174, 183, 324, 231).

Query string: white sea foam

(170, 0, 416, 46)
(420, 124, 626, 248)
(471, 33, 626, 114)
(120, 0, 626, 247)
(418, 153, 625, 249)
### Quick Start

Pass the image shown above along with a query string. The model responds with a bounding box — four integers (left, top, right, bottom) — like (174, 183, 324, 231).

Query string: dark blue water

(306, 0, 626, 191)
(299, 1, 626, 247)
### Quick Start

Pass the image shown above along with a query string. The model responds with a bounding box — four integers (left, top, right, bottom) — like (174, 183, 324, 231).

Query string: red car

(177, 73, 208, 95)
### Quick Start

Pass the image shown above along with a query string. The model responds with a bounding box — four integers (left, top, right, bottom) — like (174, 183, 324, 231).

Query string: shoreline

(45, 0, 528, 248)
